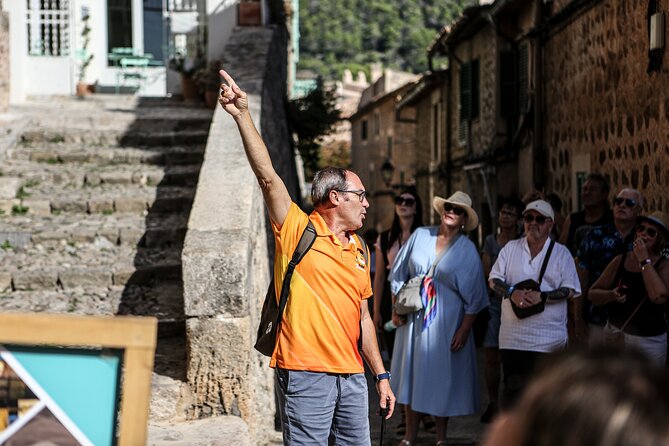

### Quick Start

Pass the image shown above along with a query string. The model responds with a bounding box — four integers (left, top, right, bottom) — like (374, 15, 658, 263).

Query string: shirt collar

(309, 210, 364, 253)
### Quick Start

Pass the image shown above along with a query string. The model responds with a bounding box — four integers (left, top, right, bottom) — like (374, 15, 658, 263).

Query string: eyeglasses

(636, 224, 658, 238)
(443, 203, 465, 216)
(523, 214, 550, 225)
(336, 189, 367, 202)
(500, 210, 517, 218)
(613, 197, 638, 208)
(395, 196, 416, 206)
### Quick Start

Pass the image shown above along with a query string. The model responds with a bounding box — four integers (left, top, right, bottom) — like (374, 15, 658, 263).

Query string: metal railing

(26, 0, 70, 56)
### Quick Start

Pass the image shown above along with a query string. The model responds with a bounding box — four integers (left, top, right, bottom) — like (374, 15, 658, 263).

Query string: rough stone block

(29, 151, 57, 162)
(186, 317, 255, 419)
(59, 268, 112, 290)
(114, 197, 147, 213)
(0, 231, 31, 249)
(97, 227, 120, 245)
(31, 230, 68, 246)
(0, 272, 12, 292)
(119, 227, 145, 246)
(112, 266, 136, 286)
(23, 199, 51, 216)
(51, 199, 87, 213)
(87, 198, 114, 213)
(182, 231, 251, 317)
(12, 269, 59, 291)
(84, 172, 102, 186)
(147, 416, 251, 446)
(0, 199, 18, 214)
(71, 229, 96, 244)
(100, 171, 133, 185)
(0, 177, 21, 199)
(59, 152, 91, 163)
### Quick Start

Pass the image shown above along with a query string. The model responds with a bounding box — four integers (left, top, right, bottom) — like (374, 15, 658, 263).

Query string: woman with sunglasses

(373, 189, 424, 436)
(589, 211, 669, 364)
(389, 191, 488, 446)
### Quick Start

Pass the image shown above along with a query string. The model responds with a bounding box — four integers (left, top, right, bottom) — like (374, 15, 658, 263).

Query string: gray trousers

(275, 369, 371, 446)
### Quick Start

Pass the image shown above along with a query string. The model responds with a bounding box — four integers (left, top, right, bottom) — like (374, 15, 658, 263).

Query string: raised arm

(219, 70, 291, 227)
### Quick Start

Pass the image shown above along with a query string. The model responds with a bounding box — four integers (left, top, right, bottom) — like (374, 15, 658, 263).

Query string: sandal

(398, 441, 412, 446)
(436, 442, 448, 446)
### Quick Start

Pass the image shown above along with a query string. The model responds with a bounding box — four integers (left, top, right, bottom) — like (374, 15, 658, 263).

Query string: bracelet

(375, 371, 391, 382)
(642, 262, 653, 272)
(640, 258, 652, 268)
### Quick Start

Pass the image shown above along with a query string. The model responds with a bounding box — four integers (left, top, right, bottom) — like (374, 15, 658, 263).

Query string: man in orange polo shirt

(219, 71, 395, 444)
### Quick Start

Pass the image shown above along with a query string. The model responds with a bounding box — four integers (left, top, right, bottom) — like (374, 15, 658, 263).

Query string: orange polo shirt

(269, 203, 372, 373)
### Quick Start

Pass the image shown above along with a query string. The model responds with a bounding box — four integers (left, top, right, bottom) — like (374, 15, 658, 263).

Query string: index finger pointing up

(219, 69, 241, 93)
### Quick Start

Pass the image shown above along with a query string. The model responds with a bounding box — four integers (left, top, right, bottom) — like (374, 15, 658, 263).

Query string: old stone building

(543, 0, 669, 213)
(0, 0, 8, 112)
(350, 67, 419, 232)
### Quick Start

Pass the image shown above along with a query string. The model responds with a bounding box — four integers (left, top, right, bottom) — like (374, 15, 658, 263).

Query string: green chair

(115, 57, 149, 94)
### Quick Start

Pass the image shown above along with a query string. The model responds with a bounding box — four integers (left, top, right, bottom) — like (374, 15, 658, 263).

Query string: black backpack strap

(537, 239, 556, 285)
(275, 221, 317, 330)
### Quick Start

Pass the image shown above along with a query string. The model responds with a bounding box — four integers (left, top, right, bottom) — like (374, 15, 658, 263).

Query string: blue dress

(389, 227, 488, 417)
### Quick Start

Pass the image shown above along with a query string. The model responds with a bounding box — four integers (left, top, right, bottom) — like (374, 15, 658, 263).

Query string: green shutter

(518, 43, 529, 113)
(500, 50, 517, 118)
(471, 59, 480, 119)
(460, 62, 471, 120)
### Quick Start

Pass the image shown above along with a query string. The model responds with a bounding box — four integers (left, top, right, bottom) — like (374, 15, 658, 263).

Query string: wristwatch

(505, 285, 515, 299)
(375, 371, 391, 382)
(640, 258, 652, 268)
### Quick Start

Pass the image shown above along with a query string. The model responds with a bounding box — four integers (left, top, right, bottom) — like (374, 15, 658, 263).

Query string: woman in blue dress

(390, 191, 488, 446)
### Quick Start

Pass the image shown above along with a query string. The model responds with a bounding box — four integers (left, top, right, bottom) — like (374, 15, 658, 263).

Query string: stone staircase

(0, 95, 212, 425)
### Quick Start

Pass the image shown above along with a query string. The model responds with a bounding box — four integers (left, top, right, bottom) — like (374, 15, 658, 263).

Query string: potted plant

(238, 0, 262, 26)
(76, 8, 94, 97)
(168, 51, 205, 101)
(193, 60, 222, 109)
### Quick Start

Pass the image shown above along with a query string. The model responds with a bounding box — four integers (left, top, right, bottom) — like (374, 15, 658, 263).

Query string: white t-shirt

(489, 236, 581, 352)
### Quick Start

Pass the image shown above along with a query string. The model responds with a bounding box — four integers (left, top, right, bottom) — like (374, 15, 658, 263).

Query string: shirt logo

(356, 252, 366, 270)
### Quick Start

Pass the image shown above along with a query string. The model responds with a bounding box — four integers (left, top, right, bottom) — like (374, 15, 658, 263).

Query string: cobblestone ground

(0, 94, 213, 423)
(368, 348, 488, 446)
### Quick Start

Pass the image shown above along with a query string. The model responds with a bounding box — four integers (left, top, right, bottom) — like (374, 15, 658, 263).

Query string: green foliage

(12, 204, 29, 215)
(298, 0, 474, 79)
(1, 240, 12, 250)
(287, 81, 341, 177)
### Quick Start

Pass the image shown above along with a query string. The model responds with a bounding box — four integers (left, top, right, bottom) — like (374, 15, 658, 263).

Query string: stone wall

(0, 4, 9, 112)
(182, 26, 292, 444)
(544, 0, 669, 213)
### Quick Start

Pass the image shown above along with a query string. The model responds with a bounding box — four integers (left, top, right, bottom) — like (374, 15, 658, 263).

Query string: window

(431, 102, 442, 161)
(500, 43, 529, 118)
(387, 136, 393, 158)
(26, 0, 70, 56)
(361, 120, 368, 141)
(108, 0, 133, 60)
(459, 60, 479, 121)
(373, 112, 380, 136)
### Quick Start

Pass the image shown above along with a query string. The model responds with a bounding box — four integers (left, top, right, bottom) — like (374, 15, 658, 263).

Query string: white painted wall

(207, 0, 237, 61)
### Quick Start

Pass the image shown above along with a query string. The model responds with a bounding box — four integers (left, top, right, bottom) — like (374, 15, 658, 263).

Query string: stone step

(148, 417, 253, 446)
(1, 183, 195, 216)
(0, 161, 201, 189)
(0, 213, 188, 249)
(120, 129, 210, 147)
(7, 143, 205, 166)
(0, 280, 184, 322)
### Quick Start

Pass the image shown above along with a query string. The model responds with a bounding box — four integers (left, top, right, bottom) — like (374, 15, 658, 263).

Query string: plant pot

(204, 90, 219, 109)
(180, 74, 200, 102)
(76, 82, 90, 97)
(238, 2, 262, 26)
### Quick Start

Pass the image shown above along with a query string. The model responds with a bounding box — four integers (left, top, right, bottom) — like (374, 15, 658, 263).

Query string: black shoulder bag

(509, 239, 555, 319)
(254, 222, 317, 356)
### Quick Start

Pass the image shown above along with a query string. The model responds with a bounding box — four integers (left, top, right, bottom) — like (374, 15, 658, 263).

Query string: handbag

(509, 240, 555, 319)
(394, 236, 455, 315)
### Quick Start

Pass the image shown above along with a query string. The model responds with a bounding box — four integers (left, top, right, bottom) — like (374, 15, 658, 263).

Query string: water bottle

(383, 320, 397, 332)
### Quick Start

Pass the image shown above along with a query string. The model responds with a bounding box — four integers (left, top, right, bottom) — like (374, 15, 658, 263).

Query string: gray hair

(618, 188, 644, 208)
(311, 167, 349, 207)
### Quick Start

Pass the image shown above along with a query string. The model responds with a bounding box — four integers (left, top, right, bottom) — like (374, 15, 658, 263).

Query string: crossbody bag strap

(619, 256, 664, 333)
(427, 234, 460, 278)
(537, 239, 556, 286)
(275, 221, 317, 330)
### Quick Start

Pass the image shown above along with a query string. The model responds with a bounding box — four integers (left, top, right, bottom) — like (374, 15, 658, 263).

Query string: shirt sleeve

(389, 230, 419, 295)
(557, 245, 582, 297)
(488, 242, 510, 283)
(455, 241, 489, 314)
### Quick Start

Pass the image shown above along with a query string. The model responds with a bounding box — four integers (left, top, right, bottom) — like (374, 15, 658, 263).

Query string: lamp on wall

(380, 159, 395, 188)
(650, 12, 665, 50)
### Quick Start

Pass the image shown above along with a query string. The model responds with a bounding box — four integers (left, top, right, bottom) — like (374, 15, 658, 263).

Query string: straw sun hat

(432, 191, 479, 231)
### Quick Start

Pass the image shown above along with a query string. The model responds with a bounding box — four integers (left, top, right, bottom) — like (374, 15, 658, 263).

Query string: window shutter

(459, 62, 472, 120)
(518, 43, 529, 113)
(500, 50, 517, 118)
(471, 60, 480, 119)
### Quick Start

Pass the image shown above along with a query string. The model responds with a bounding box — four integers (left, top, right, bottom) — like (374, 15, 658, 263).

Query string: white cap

(523, 200, 554, 220)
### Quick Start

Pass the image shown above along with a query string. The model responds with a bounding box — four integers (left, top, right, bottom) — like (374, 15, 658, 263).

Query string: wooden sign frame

(0, 313, 157, 445)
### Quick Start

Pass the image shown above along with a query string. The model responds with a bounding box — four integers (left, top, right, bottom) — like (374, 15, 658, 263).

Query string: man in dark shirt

(560, 173, 613, 255)
(576, 188, 642, 342)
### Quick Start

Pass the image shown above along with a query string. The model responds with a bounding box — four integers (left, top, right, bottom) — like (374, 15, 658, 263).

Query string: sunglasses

(443, 203, 465, 216)
(613, 197, 637, 208)
(523, 214, 550, 225)
(395, 196, 416, 206)
(637, 224, 658, 238)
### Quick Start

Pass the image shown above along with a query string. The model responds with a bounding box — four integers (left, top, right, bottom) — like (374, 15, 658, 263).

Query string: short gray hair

(311, 167, 348, 207)
(618, 188, 644, 208)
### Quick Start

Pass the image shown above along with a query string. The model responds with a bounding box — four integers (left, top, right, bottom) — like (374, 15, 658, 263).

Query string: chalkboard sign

(0, 313, 157, 446)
